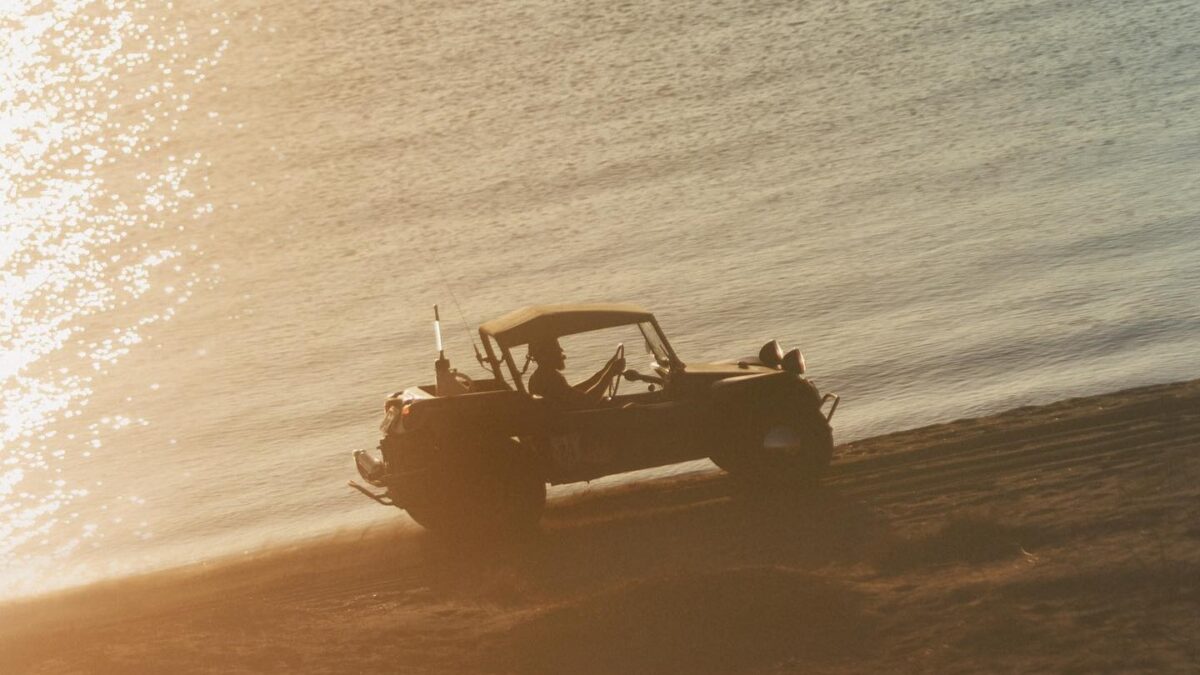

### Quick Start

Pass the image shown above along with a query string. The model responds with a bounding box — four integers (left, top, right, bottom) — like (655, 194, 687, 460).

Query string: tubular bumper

(349, 449, 396, 506)
(348, 480, 395, 506)
(821, 393, 840, 422)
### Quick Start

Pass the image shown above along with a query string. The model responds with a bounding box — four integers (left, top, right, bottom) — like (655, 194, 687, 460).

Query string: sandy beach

(3, 379, 1198, 674)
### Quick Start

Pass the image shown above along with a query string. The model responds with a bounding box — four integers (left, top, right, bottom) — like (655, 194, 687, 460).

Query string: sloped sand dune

(3, 381, 1198, 673)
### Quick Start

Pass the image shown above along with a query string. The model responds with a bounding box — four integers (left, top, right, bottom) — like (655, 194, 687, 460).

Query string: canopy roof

(480, 303, 654, 348)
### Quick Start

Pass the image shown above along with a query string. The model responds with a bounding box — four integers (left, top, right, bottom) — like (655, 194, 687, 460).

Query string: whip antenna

(433, 304, 444, 358)
(430, 254, 488, 369)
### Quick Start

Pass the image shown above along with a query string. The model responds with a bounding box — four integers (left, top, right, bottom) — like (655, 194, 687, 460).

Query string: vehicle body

(350, 303, 839, 532)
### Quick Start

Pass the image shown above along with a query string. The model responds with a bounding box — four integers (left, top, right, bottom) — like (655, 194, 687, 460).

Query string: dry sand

(2, 381, 1198, 674)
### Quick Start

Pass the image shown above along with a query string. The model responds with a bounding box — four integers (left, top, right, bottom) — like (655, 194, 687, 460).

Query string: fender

(710, 370, 822, 410)
(709, 370, 794, 408)
(401, 389, 553, 438)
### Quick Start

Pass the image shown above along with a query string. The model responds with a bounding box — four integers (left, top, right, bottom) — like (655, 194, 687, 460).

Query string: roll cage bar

(478, 317, 682, 394)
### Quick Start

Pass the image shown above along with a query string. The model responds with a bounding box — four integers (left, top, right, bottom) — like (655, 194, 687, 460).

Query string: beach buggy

(350, 303, 839, 533)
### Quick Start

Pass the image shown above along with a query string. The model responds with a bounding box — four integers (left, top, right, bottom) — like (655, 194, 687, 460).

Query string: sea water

(2, 0, 1198, 599)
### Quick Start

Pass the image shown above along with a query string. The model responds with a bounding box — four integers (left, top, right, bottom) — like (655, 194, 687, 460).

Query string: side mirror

(623, 369, 641, 381)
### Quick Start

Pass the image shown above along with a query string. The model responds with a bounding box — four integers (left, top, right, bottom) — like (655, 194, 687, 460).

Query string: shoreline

(4, 380, 1198, 673)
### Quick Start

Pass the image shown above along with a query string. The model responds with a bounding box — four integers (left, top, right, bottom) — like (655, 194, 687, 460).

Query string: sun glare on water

(0, 0, 224, 598)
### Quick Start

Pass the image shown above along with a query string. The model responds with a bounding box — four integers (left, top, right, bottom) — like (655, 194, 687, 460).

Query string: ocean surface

(2, 0, 1198, 600)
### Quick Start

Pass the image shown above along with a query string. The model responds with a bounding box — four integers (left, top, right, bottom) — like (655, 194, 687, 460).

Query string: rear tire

(400, 437, 546, 535)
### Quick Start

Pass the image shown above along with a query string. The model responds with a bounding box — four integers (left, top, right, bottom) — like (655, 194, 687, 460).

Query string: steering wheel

(607, 343, 625, 399)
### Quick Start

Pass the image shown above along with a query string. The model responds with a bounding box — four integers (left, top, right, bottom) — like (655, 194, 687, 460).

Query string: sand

(2, 380, 1198, 674)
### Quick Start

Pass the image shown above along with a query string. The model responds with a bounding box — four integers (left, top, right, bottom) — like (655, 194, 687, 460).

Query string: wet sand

(3, 380, 1198, 674)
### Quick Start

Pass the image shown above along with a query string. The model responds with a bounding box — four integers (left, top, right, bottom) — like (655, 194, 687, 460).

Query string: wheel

(711, 406, 833, 486)
(400, 436, 546, 535)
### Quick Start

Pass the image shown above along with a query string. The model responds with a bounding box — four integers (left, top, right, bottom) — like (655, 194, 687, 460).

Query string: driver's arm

(536, 369, 595, 409)
(574, 367, 610, 398)
(573, 352, 623, 399)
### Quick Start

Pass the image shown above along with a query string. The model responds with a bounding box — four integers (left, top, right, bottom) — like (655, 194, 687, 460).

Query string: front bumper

(348, 449, 395, 506)
(820, 393, 840, 421)
(354, 448, 388, 487)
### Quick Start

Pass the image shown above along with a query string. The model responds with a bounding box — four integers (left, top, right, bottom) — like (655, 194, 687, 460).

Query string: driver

(527, 337, 625, 409)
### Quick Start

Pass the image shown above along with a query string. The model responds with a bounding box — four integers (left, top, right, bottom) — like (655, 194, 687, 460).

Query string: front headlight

(782, 348, 805, 374)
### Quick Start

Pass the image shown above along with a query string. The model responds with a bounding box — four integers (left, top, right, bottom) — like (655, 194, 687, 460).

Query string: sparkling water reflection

(1, 0, 223, 597)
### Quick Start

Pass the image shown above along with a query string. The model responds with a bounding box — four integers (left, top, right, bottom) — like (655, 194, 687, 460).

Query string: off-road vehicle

(350, 303, 839, 532)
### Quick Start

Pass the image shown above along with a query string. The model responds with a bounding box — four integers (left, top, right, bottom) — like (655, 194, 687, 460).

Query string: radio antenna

(429, 253, 489, 371)
(433, 304, 444, 358)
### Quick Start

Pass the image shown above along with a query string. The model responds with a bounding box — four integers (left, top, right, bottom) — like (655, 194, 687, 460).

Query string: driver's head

(529, 337, 565, 370)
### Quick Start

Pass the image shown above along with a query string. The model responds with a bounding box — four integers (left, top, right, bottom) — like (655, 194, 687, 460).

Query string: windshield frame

(638, 321, 673, 367)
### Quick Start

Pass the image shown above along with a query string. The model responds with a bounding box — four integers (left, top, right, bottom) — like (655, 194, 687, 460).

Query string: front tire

(711, 407, 833, 486)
